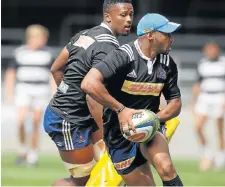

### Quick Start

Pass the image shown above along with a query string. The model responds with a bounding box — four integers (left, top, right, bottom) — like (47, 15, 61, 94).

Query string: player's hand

(117, 107, 142, 135)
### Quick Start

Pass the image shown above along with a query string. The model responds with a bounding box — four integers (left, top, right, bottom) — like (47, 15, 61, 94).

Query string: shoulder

(118, 42, 135, 61)
(158, 54, 177, 69)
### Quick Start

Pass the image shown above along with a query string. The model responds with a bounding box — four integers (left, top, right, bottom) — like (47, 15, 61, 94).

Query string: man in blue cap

(82, 13, 183, 186)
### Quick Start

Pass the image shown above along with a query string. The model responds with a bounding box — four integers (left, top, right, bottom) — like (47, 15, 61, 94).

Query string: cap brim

(157, 22, 181, 33)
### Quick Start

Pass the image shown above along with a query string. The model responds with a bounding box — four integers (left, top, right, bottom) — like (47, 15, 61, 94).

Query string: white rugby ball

(122, 110, 160, 143)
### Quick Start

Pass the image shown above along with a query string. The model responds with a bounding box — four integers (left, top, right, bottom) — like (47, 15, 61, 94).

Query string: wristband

(116, 106, 125, 114)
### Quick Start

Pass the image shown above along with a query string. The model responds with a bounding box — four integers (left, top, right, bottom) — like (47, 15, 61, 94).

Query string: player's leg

(15, 93, 30, 165)
(91, 129, 105, 161)
(87, 95, 105, 161)
(44, 106, 96, 186)
(108, 142, 155, 186)
(140, 132, 183, 186)
(214, 116, 225, 169)
(212, 100, 225, 169)
(27, 96, 48, 166)
(54, 145, 96, 186)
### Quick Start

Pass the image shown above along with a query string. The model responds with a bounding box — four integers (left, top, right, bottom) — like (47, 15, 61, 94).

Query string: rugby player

(82, 13, 183, 186)
(192, 42, 225, 170)
(4, 24, 54, 167)
(43, 0, 134, 186)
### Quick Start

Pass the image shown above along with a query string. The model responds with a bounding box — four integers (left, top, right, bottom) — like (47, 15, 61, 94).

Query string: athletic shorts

(15, 83, 50, 109)
(195, 93, 225, 118)
(43, 106, 99, 151)
(108, 123, 166, 175)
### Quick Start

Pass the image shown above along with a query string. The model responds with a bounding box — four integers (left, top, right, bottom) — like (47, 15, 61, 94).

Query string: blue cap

(137, 13, 181, 36)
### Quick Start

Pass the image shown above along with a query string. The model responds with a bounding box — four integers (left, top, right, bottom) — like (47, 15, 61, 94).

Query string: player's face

(152, 31, 174, 54)
(27, 32, 47, 50)
(106, 3, 134, 36)
(203, 44, 220, 61)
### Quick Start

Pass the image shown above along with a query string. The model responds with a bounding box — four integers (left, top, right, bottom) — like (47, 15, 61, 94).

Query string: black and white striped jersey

(93, 39, 181, 148)
(9, 45, 53, 85)
(50, 23, 120, 125)
(197, 56, 225, 94)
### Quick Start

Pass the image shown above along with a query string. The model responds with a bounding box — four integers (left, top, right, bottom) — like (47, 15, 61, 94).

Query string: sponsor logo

(121, 80, 164, 96)
(114, 156, 135, 170)
(143, 28, 153, 33)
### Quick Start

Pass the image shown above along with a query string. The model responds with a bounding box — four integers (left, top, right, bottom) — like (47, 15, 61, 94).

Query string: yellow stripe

(121, 80, 164, 96)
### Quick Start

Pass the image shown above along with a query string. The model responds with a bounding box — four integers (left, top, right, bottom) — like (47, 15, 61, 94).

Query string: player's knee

(157, 161, 176, 178)
(93, 139, 105, 161)
(63, 159, 96, 178)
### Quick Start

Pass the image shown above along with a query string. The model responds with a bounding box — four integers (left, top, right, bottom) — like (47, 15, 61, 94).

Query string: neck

(138, 37, 157, 60)
(102, 21, 117, 37)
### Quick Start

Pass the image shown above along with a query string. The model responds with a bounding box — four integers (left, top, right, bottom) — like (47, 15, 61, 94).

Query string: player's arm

(4, 59, 17, 104)
(81, 49, 140, 131)
(50, 47, 69, 86)
(157, 57, 182, 122)
(86, 42, 118, 129)
(191, 66, 202, 105)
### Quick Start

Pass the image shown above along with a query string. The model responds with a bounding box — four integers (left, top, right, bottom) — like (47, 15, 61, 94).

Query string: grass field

(1, 153, 225, 186)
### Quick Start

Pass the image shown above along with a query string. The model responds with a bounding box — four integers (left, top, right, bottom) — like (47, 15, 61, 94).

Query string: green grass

(1, 153, 225, 186)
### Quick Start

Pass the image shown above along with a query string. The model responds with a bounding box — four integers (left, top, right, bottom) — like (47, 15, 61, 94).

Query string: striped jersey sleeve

(93, 44, 134, 79)
(161, 55, 181, 100)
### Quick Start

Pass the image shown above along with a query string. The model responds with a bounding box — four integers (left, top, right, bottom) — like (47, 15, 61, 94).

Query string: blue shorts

(43, 106, 98, 151)
(108, 142, 147, 175)
(108, 123, 166, 175)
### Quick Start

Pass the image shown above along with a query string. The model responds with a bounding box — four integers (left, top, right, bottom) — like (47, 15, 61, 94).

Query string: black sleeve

(7, 59, 17, 69)
(93, 48, 130, 79)
(65, 34, 82, 53)
(91, 42, 118, 66)
(162, 56, 181, 100)
(196, 64, 203, 82)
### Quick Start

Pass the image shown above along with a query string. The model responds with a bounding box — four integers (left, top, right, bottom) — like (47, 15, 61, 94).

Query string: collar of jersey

(134, 39, 156, 63)
(100, 22, 115, 36)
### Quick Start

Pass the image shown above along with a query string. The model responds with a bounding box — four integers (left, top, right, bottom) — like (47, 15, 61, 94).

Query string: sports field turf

(1, 153, 225, 186)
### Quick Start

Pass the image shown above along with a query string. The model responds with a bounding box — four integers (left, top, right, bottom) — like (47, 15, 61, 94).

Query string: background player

(43, 0, 134, 186)
(4, 24, 55, 167)
(191, 42, 225, 170)
(82, 13, 183, 186)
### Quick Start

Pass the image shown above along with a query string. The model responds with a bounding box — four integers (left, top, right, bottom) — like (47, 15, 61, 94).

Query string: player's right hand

(117, 107, 142, 135)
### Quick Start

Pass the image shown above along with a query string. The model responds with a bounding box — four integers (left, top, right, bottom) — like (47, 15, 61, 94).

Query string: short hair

(103, 0, 132, 13)
(26, 24, 49, 39)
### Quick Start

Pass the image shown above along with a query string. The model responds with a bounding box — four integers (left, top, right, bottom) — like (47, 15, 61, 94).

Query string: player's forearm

(51, 70, 63, 86)
(157, 97, 182, 122)
(4, 69, 16, 103)
(82, 81, 123, 112)
(191, 83, 200, 104)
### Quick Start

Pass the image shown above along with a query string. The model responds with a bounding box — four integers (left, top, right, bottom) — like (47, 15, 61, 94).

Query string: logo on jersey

(126, 70, 137, 78)
(73, 35, 95, 50)
(121, 80, 164, 96)
(114, 156, 135, 170)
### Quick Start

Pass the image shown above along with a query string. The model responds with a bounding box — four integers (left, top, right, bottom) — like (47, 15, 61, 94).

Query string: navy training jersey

(93, 39, 181, 148)
(49, 23, 120, 126)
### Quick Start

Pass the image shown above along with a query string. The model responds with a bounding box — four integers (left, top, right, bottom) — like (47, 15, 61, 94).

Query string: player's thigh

(108, 141, 155, 185)
(122, 162, 155, 186)
(140, 132, 176, 177)
(15, 93, 30, 124)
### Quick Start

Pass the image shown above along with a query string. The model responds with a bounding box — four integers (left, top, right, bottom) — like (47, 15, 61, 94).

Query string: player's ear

(104, 12, 112, 24)
(147, 32, 154, 41)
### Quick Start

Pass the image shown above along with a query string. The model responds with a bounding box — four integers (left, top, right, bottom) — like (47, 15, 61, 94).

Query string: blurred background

(1, 0, 225, 186)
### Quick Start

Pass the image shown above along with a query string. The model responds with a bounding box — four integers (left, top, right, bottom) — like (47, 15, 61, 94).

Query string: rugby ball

(122, 110, 160, 143)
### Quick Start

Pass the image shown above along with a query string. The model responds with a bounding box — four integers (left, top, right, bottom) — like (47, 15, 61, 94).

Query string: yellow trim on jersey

(121, 80, 164, 96)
